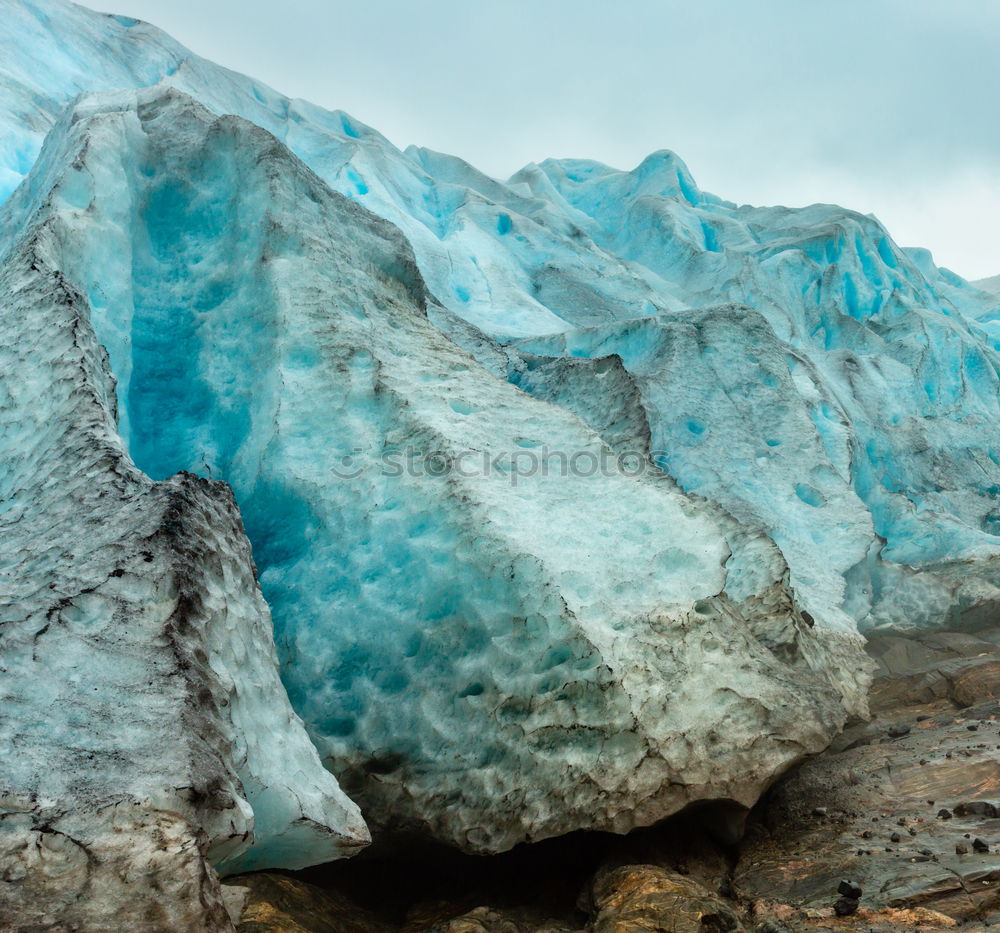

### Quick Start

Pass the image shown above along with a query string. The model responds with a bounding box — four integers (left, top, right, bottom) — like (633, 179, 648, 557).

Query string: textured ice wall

(0, 101, 367, 927)
(514, 302, 1000, 632)
(2, 0, 998, 635)
(1, 86, 870, 855)
(2, 0, 997, 876)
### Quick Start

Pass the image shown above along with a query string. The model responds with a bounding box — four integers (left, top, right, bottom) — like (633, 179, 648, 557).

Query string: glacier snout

(7, 0, 998, 920)
(0, 84, 870, 896)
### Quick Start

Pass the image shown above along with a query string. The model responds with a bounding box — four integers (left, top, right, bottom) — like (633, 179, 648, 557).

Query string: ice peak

(632, 148, 701, 202)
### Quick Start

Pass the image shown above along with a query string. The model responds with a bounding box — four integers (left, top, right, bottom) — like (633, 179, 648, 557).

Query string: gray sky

(109, 0, 999, 279)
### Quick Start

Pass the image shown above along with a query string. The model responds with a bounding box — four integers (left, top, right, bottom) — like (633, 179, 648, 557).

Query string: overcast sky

(111, 0, 998, 279)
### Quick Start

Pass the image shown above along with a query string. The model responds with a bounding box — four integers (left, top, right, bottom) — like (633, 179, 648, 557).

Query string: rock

(833, 896, 859, 916)
(955, 843, 969, 855)
(857, 906, 959, 927)
(586, 807, 739, 898)
(972, 838, 991, 854)
(837, 879, 863, 899)
(589, 865, 743, 933)
(421, 906, 578, 933)
(734, 629, 1000, 923)
(231, 872, 394, 932)
(937, 809, 953, 820)
(888, 723, 911, 737)
(954, 801, 999, 818)
(753, 922, 791, 933)
(948, 661, 1000, 708)
(866, 633, 1000, 712)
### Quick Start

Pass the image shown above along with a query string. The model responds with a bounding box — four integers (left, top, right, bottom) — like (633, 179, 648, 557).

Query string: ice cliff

(2, 79, 864, 855)
(4, 0, 999, 635)
(1, 0, 999, 926)
(0, 95, 369, 930)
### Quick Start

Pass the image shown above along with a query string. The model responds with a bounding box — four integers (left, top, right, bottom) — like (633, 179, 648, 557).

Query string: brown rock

(233, 872, 395, 933)
(954, 801, 999, 818)
(589, 865, 742, 933)
(866, 631, 1000, 711)
(734, 629, 1000, 923)
(418, 905, 577, 933)
(948, 660, 1000, 708)
(832, 896, 858, 916)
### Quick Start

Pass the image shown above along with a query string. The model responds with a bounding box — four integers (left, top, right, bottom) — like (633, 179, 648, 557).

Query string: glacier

(0, 98, 369, 932)
(1, 82, 866, 858)
(975, 273, 1000, 297)
(3, 0, 999, 637)
(2, 0, 1000, 925)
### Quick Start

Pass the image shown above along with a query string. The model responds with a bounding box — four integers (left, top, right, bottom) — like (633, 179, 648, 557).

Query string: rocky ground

(223, 628, 1000, 932)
